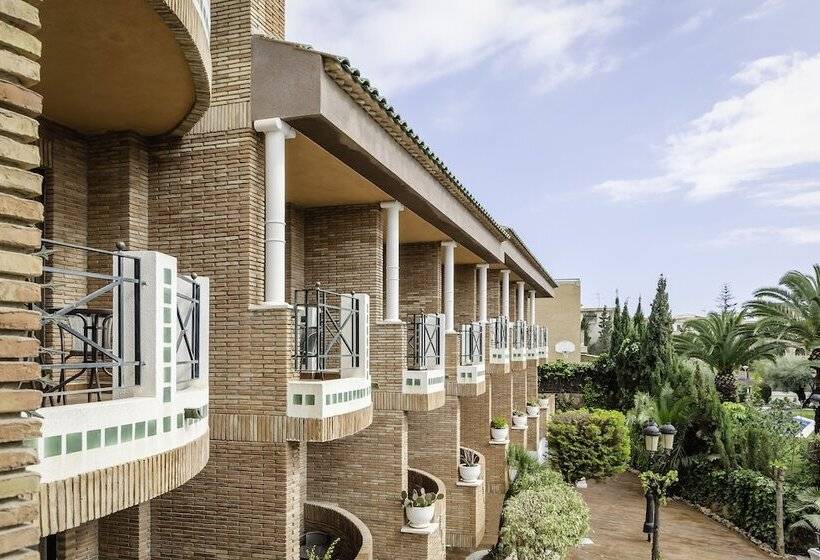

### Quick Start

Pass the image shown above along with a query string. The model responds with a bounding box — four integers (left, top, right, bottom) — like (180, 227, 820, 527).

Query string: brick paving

(570, 472, 771, 560)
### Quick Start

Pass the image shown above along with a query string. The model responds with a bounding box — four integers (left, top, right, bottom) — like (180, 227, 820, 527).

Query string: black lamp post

(642, 420, 676, 560)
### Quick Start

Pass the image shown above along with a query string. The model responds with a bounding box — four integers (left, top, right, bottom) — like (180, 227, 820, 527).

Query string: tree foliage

(746, 264, 820, 353)
(548, 409, 630, 483)
(675, 310, 780, 401)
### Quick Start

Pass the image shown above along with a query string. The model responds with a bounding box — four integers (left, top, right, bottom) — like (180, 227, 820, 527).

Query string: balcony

(29, 240, 210, 535)
(489, 316, 510, 365)
(511, 320, 528, 363)
(457, 322, 485, 384)
(290, 288, 372, 422)
(303, 501, 373, 560)
(402, 313, 446, 395)
(38, 0, 211, 137)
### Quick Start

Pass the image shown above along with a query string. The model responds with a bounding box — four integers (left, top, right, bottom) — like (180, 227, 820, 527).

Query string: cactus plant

(401, 487, 445, 508)
(512, 409, 525, 417)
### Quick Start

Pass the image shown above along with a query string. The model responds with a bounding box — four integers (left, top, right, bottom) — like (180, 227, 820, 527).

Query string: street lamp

(642, 420, 676, 560)
(741, 365, 750, 400)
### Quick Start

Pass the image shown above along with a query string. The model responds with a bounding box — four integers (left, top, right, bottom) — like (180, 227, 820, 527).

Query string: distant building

(536, 279, 583, 363)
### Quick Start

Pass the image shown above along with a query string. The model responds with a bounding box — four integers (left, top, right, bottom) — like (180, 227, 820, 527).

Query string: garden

(537, 265, 820, 558)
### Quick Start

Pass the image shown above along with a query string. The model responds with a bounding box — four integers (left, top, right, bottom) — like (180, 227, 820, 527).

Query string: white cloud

(751, 180, 820, 209)
(595, 51, 820, 202)
(703, 226, 820, 248)
(742, 0, 786, 21)
(286, 0, 628, 96)
(732, 52, 806, 85)
(676, 8, 713, 34)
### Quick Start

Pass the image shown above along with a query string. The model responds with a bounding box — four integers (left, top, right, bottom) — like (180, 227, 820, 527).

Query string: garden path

(570, 472, 772, 560)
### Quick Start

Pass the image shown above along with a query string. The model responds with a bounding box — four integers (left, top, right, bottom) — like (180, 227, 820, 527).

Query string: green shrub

(497, 481, 589, 560)
(677, 462, 807, 550)
(548, 409, 630, 483)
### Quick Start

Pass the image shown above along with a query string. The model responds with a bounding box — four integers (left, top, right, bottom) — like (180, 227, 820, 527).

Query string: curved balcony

(29, 244, 210, 535)
(286, 288, 373, 442)
(37, 0, 211, 137)
(403, 468, 447, 536)
(303, 501, 373, 560)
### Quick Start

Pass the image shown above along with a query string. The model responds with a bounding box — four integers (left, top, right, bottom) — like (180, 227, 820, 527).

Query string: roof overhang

(251, 37, 555, 295)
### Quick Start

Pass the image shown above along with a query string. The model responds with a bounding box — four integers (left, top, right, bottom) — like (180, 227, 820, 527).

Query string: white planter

(538, 397, 549, 409)
(406, 504, 435, 529)
(575, 478, 588, 489)
(512, 415, 527, 428)
(490, 426, 509, 442)
(459, 464, 481, 483)
(809, 548, 820, 560)
(526, 405, 539, 417)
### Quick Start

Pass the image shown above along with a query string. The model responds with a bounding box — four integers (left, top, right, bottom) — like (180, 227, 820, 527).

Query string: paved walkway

(570, 472, 771, 560)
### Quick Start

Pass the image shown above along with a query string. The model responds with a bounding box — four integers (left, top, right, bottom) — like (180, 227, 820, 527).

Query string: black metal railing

(459, 322, 483, 366)
(407, 313, 441, 370)
(33, 239, 142, 405)
(539, 326, 548, 350)
(528, 324, 539, 351)
(176, 274, 201, 384)
(512, 320, 528, 349)
(293, 287, 360, 379)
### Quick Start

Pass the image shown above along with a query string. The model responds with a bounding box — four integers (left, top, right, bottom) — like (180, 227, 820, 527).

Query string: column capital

(516, 280, 525, 287)
(528, 289, 536, 296)
(500, 269, 511, 277)
(379, 200, 404, 211)
(475, 263, 490, 270)
(441, 240, 457, 249)
(254, 117, 296, 138)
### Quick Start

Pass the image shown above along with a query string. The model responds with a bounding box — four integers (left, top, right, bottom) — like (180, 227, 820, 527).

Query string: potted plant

(512, 410, 528, 428)
(526, 401, 540, 417)
(459, 448, 481, 483)
(490, 416, 509, 442)
(401, 487, 444, 529)
(538, 393, 550, 409)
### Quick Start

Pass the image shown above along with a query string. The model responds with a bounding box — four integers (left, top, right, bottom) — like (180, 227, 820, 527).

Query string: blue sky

(287, 0, 820, 314)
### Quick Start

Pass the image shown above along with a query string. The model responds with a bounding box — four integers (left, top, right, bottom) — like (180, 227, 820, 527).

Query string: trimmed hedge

(548, 409, 630, 483)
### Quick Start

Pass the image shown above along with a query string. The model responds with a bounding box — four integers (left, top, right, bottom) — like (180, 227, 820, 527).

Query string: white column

(529, 289, 536, 324)
(254, 117, 295, 306)
(516, 281, 525, 322)
(476, 264, 489, 323)
(442, 241, 456, 333)
(380, 201, 403, 322)
(501, 269, 510, 318)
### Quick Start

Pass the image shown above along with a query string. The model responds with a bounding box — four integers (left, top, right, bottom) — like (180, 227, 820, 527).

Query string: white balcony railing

(30, 245, 210, 484)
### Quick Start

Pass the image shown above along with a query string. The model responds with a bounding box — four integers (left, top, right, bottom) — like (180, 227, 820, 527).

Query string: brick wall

(152, 440, 304, 560)
(99, 503, 150, 560)
(407, 396, 484, 549)
(453, 265, 475, 327)
(307, 409, 440, 560)
(399, 242, 440, 319)
(58, 521, 99, 560)
(41, 121, 88, 308)
(303, 204, 384, 322)
(487, 269, 501, 318)
(285, 203, 304, 301)
(0, 0, 44, 557)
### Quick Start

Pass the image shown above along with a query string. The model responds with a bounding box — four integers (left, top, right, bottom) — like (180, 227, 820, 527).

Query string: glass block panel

(66, 432, 82, 454)
(87, 429, 101, 450)
(44, 435, 61, 457)
(105, 427, 118, 446)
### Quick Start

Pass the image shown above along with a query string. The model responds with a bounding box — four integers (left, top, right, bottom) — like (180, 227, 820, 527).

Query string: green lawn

(794, 408, 815, 420)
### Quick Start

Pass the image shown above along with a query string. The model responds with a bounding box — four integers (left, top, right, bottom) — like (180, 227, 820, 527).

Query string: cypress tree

(611, 295, 623, 353)
(595, 306, 612, 354)
(633, 297, 647, 342)
(643, 275, 674, 393)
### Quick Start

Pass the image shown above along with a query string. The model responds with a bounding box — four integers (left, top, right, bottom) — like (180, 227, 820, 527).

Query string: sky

(286, 0, 820, 315)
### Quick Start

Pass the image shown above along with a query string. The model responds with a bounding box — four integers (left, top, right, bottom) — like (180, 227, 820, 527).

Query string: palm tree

(675, 310, 780, 401)
(745, 265, 820, 354)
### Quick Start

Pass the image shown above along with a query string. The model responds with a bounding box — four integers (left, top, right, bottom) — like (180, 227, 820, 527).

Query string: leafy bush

(677, 462, 808, 550)
(548, 409, 630, 483)
(495, 463, 589, 560)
